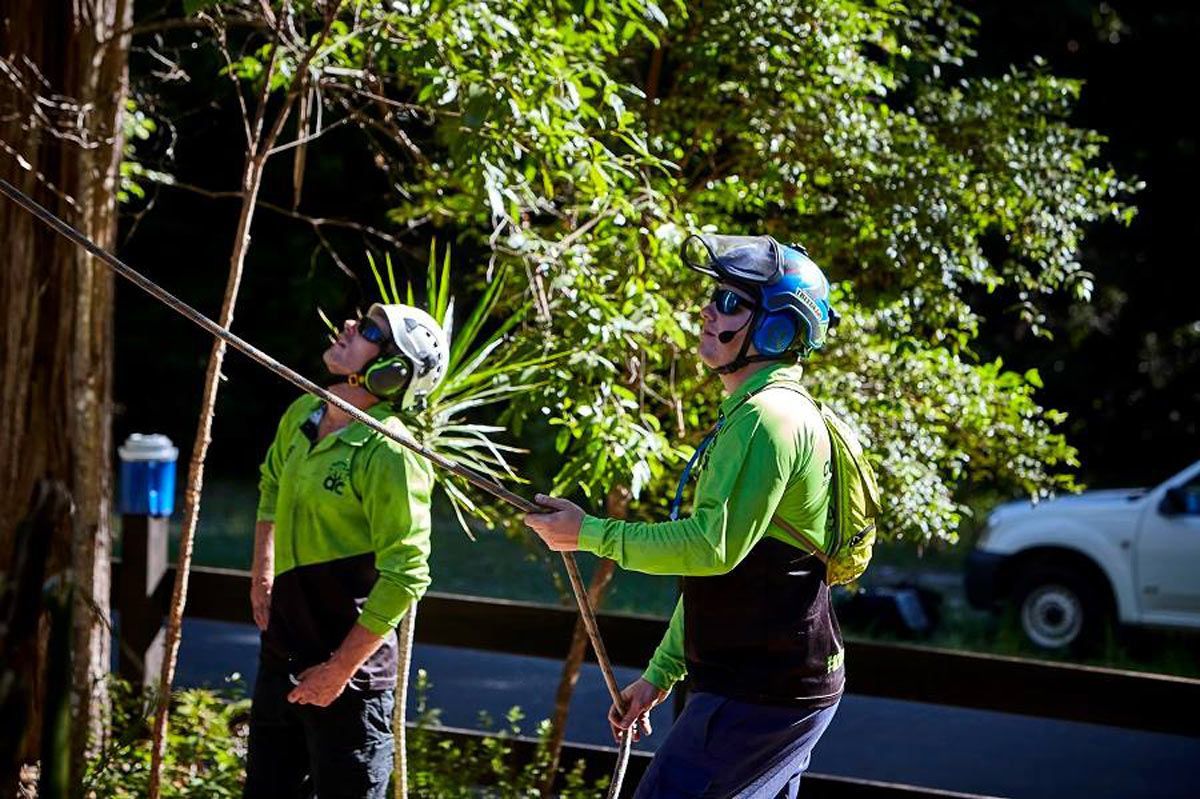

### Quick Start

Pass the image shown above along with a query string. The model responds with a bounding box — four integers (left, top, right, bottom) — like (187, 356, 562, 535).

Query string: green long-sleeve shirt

(257, 395, 434, 645)
(578, 363, 832, 691)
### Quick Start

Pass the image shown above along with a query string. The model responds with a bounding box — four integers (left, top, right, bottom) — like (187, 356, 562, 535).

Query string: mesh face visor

(682, 234, 783, 287)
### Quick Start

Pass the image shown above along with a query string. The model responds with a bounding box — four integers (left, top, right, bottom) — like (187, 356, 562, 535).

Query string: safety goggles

(357, 315, 388, 346)
(711, 287, 755, 316)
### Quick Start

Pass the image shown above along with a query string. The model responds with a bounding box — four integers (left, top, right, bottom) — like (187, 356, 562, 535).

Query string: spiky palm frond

(362, 244, 549, 536)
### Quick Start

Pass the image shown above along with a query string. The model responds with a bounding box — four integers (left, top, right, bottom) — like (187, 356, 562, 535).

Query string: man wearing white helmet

(244, 303, 447, 799)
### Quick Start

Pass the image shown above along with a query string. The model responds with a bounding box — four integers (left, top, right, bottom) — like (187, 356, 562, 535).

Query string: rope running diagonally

(0, 178, 635, 798)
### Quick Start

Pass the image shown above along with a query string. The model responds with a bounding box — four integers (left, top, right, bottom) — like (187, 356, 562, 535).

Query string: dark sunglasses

(357, 316, 388, 345)
(711, 287, 753, 316)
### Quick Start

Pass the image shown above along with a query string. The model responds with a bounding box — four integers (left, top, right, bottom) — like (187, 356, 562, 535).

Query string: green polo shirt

(578, 363, 833, 690)
(257, 394, 434, 638)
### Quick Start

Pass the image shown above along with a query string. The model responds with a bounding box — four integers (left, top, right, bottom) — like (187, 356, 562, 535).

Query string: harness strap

(771, 513, 829, 563)
(668, 379, 826, 552)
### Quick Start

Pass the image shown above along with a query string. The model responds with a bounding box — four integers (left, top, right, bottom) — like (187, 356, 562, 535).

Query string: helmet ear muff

(751, 312, 799, 357)
(362, 356, 412, 400)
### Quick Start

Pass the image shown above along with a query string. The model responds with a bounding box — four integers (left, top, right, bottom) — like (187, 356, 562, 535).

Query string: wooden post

(116, 514, 168, 686)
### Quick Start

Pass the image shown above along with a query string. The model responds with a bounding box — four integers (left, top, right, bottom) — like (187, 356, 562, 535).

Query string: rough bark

(0, 482, 73, 795)
(0, 0, 133, 783)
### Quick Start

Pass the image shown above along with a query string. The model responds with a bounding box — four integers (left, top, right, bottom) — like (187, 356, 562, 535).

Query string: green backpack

(768, 383, 882, 586)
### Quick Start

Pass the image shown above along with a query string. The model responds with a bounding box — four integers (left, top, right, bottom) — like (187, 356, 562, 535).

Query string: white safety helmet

(361, 303, 449, 411)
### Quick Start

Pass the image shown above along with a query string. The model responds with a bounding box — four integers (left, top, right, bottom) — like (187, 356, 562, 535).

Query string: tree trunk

(146, 152, 270, 799)
(539, 486, 630, 797)
(145, 9, 341, 791)
(0, 0, 133, 784)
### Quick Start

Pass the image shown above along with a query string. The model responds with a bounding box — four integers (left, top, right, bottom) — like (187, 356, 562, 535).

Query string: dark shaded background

(114, 1, 1199, 494)
(969, 0, 1199, 486)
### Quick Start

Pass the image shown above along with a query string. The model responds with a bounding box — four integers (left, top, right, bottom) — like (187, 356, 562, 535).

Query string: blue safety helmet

(683, 233, 838, 363)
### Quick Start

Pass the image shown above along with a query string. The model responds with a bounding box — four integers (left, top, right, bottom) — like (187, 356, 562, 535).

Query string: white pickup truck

(965, 458, 1200, 651)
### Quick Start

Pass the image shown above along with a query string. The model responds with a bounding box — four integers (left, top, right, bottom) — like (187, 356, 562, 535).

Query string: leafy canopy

(161, 0, 1136, 545)
(369, 0, 1134, 544)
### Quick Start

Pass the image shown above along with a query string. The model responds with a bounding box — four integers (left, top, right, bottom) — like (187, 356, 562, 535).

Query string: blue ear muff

(752, 312, 799, 357)
(362, 356, 412, 400)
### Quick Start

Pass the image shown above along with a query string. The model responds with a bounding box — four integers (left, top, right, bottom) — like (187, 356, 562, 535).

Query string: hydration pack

(669, 381, 881, 586)
(769, 383, 880, 585)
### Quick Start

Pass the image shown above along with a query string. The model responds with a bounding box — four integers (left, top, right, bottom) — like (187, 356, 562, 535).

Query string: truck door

(1137, 462, 1200, 623)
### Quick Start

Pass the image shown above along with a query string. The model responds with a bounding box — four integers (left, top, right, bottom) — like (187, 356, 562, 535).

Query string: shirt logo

(323, 460, 350, 495)
(826, 648, 844, 674)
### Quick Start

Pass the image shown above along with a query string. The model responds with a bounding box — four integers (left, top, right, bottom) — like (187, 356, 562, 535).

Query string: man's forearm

(288, 621, 388, 706)
(252, 520, 274, 577)
(330, 621, 386, 676)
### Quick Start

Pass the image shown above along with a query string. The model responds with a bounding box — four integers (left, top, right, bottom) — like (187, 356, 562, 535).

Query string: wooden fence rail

(112, 560, 1200, 739)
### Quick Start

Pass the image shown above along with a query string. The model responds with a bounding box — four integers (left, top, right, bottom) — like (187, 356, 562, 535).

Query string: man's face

(698, 282, 757, 369)
(322, 314, 385, 376)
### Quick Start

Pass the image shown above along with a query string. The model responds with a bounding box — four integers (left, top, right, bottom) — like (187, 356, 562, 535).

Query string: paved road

(169, 618, 1200, 799)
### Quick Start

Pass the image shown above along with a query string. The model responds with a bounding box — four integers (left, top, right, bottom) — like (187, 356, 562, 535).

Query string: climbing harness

(0, 179, 634, 797)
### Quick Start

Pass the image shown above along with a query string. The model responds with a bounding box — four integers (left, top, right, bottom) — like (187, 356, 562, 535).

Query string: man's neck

(719, 359, 775, 395)
(324, 382, 380, 426)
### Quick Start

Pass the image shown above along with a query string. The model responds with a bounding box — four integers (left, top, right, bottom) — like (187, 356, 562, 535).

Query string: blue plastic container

(118, 433, 179, 517)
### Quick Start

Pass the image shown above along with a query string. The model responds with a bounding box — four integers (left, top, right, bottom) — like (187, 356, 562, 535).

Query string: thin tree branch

(211, 18, 254, 149)
(320, 80, 428, 115)
(311, 220, 355, 278)
(118, 15, 268, 40)
(266, 112, 352, 156)
(328, 92, 427, 165)
(162, 178, 407, 247)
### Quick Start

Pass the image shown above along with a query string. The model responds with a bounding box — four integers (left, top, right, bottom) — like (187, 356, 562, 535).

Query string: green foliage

(84, 678, 249, 798)
(406, 670, 606, 798)
(118, 98, 172, 204)
(165, 0, 1137, 545)
(83, 675, 608, 798)
(366, 0, 1136, 543)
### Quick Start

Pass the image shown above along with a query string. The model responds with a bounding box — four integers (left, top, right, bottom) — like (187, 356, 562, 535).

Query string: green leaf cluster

(406, 669, 606, 798)
(84, 678, 250, 798)
(360, 0, 1136, 544)
(170, 0, 1138, 546)
(118, 98, 173, 204)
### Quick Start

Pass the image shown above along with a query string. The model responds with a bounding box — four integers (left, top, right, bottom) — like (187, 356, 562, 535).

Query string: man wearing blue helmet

(525, 234, 844, 798)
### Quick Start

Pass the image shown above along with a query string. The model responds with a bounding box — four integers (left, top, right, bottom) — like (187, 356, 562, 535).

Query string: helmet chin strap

(713, 307, 811, 373)
(714, 309, 783, 374)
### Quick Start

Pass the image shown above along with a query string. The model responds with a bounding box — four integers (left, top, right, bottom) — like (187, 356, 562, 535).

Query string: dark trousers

(243, 660, 395, 799)
(634, 692, 840, 798)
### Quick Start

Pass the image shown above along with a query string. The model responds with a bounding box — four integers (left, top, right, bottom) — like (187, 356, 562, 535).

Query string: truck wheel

(1013, 564, 1107, 654)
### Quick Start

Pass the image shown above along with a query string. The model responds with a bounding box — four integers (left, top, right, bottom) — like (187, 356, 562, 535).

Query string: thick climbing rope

(0, 179, 635, 797)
